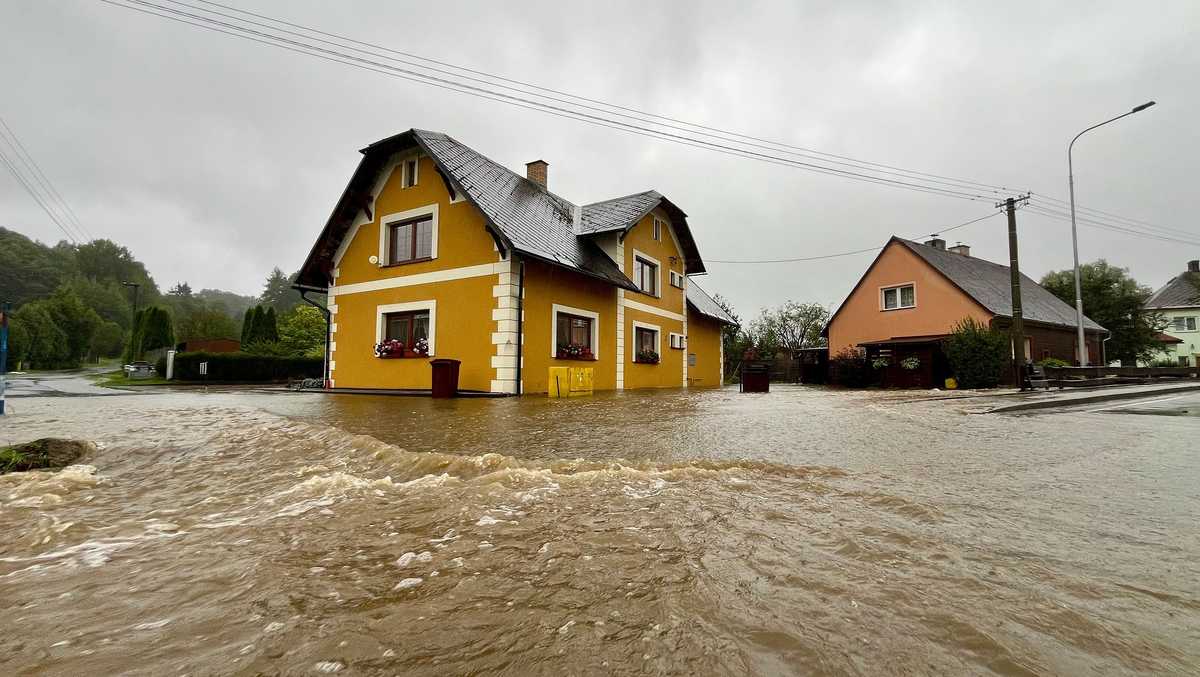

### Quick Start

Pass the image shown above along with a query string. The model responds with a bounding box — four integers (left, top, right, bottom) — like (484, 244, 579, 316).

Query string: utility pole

(1, 301, 10, 415)
(999, 195, 1030, 389)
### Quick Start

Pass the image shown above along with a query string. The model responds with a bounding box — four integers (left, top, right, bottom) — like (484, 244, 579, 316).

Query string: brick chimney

(948, 243, 971, 256)
(925, 237, 946, 250)
(525, 160, 548, 188)
(1189, 259, 1199, 273)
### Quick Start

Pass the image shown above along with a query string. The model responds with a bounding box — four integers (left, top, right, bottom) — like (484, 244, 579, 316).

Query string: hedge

(171, 351, 323, 382)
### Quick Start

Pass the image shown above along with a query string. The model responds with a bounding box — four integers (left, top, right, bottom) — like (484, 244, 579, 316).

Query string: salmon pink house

(295, 129, 735, 395)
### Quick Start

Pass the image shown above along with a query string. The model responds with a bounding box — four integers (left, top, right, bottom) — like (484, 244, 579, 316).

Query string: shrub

(944, 318, 1009, 388)
(830, 348, 874, 387)
(1036, 357, 1070, 368)
(172, 351, 322, 382)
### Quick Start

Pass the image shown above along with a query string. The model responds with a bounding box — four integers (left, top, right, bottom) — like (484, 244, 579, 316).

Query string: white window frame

(669, 332, 685, 349)
(652, 217, 663, 241)
(1171, 316, 1197, 332)
(401, 156, 419, 189)
(631, 249, 662, 298)
(551, 304, 600, 359)
(376, 300, 436, 355)
(669, 270, 685, 289)
(632, 320, 661, 362)
(379, 203, 439, 266)
(880, 283, 916, 311)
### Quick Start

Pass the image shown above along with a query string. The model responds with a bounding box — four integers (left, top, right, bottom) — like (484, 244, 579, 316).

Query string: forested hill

(1, 226, 319, 368)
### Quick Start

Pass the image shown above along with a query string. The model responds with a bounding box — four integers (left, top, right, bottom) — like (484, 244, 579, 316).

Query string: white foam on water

(314, 660, 344, 673)
(395, 552, 416, 567)
(476, 515, 503, 526)
(263, 622, 285, 633)
(132, 618, 172, 630)
(393, 577, 422, 590)
(429, 529, 459, 543)
(416, 551, 432, 562)
(557, 620, 576, 635)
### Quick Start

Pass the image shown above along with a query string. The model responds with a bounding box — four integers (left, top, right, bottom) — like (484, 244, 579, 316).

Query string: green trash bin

(430, 358, 461, 398)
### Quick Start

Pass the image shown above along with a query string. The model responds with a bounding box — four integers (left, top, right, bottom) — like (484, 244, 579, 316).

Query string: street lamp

(121, 281, 141, 318)
(1068, 100, 1155, 366)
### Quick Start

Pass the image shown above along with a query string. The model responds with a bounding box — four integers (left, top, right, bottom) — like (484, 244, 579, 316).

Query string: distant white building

(1144, 259, 1200, 367)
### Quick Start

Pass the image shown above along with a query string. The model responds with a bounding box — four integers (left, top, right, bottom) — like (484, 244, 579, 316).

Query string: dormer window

(881, 284, 915, 310)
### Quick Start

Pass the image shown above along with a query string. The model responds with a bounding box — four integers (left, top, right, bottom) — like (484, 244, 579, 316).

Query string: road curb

(988, 383, 1200, 413)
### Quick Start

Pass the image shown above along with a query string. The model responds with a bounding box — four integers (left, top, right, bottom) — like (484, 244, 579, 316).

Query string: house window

(551, 304, 599, 360)
(1179, 356, 1190, 367)
(669, 333, 685, 349)
(634, 256, 658, 296)
(556, 313, 595, 360)
(402, 158, 418, 188)
(653, 217, 663, 241)
(1171, 316, 1197, 332)
(383, 310, 430, 355)
(881, 284, 915, 310)
(669, 270, 684, 289)
(634, 325, 660, 363)
(388, 215, 434, 264)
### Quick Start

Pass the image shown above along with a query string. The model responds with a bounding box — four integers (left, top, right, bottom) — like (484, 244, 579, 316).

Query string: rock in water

(0, 439, 92, 474)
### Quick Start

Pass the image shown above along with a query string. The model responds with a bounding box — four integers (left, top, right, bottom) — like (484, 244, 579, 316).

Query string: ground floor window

(551, 304, 599, 360)
(634, 325, 660, 364)
(556, 313, 595, 360)
(375, 301, 436, 358)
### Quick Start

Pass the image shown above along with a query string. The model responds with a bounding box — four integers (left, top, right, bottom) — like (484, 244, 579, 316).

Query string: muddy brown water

(1, 386, 1197, 675)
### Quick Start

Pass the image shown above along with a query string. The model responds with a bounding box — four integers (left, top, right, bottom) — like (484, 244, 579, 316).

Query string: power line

(1029, 192, 1198, 239)
(0, 116, 92, 241)
(183, 0, 1021, 198)
(707, 210, 1002, 264)
(102, 0, 1000, 203)
(0, 147, 80, 244)
(1024, 204, 1200, 247)
(97, 0, 1187, 243)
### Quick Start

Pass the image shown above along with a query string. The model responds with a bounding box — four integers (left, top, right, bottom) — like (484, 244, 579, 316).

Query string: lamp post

(121, 281, 141, 317)
(1068, 100, 1156, 366)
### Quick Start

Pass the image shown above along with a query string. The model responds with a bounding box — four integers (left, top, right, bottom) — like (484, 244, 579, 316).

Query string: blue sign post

(0, 302, 10, 416)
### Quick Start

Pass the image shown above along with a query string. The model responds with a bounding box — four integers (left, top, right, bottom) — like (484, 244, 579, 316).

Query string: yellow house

(295, 129, 736, 394)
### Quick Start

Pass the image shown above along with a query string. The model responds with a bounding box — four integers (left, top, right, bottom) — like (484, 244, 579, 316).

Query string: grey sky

(2, 1, 1198, 320)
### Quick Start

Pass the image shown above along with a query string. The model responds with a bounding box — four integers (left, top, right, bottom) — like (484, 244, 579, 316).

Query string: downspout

(515, 257, 525, 395)
(296, 285, 331, 388)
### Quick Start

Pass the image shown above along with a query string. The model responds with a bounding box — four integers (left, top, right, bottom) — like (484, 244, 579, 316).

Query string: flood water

(2, 385, 1198, 675)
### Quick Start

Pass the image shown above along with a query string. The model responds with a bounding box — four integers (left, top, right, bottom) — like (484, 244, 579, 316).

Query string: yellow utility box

(548, 366, 594, 397)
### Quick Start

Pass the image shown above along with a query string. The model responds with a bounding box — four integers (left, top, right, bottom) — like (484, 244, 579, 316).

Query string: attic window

(653, 217, 663, 241)
(402, 158, 418, 188)
(881, 284, 915, 310)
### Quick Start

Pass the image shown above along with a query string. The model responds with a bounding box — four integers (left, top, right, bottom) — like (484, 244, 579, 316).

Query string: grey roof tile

(1145, 272, 1200, 309)
(578, 191, 663, 234)
(686, 280, 737, 325)
(896, 238, 1106, 332)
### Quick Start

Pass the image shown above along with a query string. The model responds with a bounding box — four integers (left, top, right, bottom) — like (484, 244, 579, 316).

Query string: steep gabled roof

(824, 236, 1106, 335)
(578, 190, 707, 274)
(297, 129, 637, 290)
(1145, 271, 1200, 309)
(686, 280, 737, 325)
(894, 238, 1105, 331)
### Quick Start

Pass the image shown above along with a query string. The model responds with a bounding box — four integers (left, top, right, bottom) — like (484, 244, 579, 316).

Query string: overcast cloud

(2, 1, 1198, 318)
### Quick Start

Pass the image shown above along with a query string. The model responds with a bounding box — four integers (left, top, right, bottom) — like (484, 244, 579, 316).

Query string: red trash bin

(430, 358, 461, 398)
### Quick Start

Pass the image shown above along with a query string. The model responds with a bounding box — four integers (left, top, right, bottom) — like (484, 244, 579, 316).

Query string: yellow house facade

(296, 129, 735, 395)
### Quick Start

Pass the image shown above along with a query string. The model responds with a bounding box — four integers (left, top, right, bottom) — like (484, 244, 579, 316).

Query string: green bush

(944, 318, 1009, 388)
(172, 351, 322, 382)
(1036, 357, 1070, 368)
(830, 348, 874, 387)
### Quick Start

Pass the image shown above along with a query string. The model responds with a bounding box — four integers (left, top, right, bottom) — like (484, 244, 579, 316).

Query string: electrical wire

(0, 147, 79, 244)
(1024, 204, 1200, 246)
(707, 210, 1002, 264)
(95, 0, 1193, 248)
(0, 115, 92, 241)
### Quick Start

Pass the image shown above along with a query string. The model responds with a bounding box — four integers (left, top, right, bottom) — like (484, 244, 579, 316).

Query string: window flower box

(374, 338, 429, 359)
(556, 343, 595, 361)
(635, 349, 660, 364)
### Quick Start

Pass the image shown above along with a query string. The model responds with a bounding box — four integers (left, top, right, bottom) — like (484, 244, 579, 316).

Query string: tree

(65, 276, 132, 329)
(90, 321, 126, 359)
(712, 293, 745, 362)
(139, 307, 175, 353)
(263, 307, 280, 342)
(7, 315, 31, 369)
(176, 306, 238, 342)
(260, 267, 304, 313)
(278, 305, 327, 358)
(12, 303, 70, 369)
(1040, 260, 1167, 365)
(168, 282, 193, 298)
(944, 317, 1009, 388)
(0, 227, 71, 306)
(73, 239, 160, 300)
(753, 301, 829, 357)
